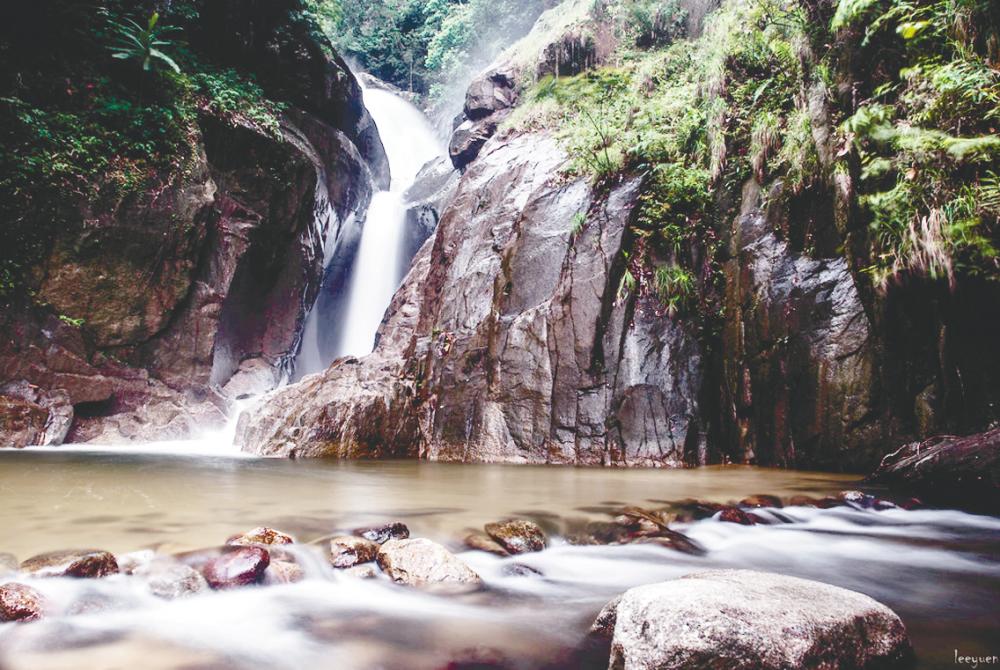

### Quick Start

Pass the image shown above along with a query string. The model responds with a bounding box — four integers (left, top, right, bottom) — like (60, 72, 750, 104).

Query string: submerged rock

(201, 546, 270, 589)
(602, 570, 912, 670)
(870, 428, 1000, 513)
(227, 527, 295, 547)
(484, 520, 547, 554)
(354, 522, 410, 545)
(376, 538, 481, 588)
(716, 507, 758, 525)
(329, 535, 379, 568)
(739, 494, 783, 508)
(344, 564, 379, 579)
(263, 559, 305, 585)
(463, 532, 510, 557)
(20, 549, 119, 578)
(0, 582, 46, 622)
(148, 564, 208, 600)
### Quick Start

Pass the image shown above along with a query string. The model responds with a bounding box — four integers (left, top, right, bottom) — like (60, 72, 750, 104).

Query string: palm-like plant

(107, 12, 181, 74)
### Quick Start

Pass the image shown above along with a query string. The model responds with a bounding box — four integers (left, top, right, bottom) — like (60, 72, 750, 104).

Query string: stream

(1, 450, 998, 669)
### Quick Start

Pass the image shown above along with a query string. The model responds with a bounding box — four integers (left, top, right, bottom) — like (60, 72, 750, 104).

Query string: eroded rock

(263, 559, 304, 585)
(20, 549, 119, 578)
(376, 538, 481, 588)
(604, 570, 912, 670)
(464, 533, 510, 557)
(145, 563, 209, 600)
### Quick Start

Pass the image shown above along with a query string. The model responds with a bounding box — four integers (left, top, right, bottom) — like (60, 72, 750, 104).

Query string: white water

(334, 88, 444, 359)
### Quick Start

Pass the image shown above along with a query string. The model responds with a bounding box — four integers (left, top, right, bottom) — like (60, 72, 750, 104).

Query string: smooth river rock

(376, 538, 481, 588)
(20, 549, 119, 578)
(201, 547, 270, 589)
(602, 570, 912, 670)
(484, 520, 547, 554)
(0, 582, 46, 622)
(145, 563, 209, 600)
(329, 535, 379, 568)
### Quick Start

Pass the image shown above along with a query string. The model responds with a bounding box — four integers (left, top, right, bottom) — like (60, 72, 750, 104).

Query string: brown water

(1, 448, 998, 669)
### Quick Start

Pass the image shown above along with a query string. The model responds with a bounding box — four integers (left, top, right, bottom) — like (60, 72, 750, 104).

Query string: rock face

(870, 428, 1000, 513)
(376, 538, 481, 588)
(20, 550, 119, 578)
(603, 570, 913, 670)
(240, 134, 705, 464)
(0, 2, 387, 445)
(0, 583, 46, 622)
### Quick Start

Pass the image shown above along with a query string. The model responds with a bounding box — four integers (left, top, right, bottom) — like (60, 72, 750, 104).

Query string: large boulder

(376, 538, 481, 588)
(484, 520, 547, 554)
(870, 428, 1000, 514)
(600, 570, 912, 670)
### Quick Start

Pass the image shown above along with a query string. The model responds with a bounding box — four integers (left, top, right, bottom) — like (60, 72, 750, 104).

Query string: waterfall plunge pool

(0, 450, 997, 669)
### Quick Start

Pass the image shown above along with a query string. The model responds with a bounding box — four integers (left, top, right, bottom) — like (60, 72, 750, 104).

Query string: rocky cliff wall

(0, 1, 388, 445)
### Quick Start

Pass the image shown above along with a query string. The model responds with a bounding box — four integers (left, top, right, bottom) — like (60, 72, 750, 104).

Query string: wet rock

(816, 496, 846, 509)
(376, 538, 481, 588)
(787, 495, 821, 507)
(354, 522, 410, 545)
(329, 535, 379, 568)
(628, 530, 706, 556)
(672, 499, 726, 522)
(145, 563, 209, 600)
(20, 549, 119, 578)
(344, 563, 379, 579)
(717, 507, 758, 525)
(226, 527, 295, 547)
(263, 559, 305, 585)
(0, 582, 46, 622)
(739, 494, 783, 508)
(484, 520, 546, 555)
(201, 546, 270, 589)
(837, 490, 887, 509)
(578, 596, 621, 669)
(0, 381, 73, 447)
(463, 533, 510, 557)
(870, 428, 1000, 514)
(501, 563, 543, 578)
(116, 550, 156, 575)
(604, 570, 913, 670)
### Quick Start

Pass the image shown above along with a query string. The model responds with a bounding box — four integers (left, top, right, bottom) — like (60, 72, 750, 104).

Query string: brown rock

(463, 532, 510, 556)
(202, 546, 270, 589)
(354, 522, 410, 545)
(628, 529, 706, 556)
(0, 582, 46, 622)
(717, 507, 758, 525)
(344, 564, 379, 579)
(20, 549, 119, 578)
(484, 520, 546, 554)
(329, 535, 378, 568)
(786, 495, 821, 507)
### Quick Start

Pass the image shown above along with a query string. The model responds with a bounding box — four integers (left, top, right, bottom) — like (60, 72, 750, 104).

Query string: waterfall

(294, 85, 444, 375)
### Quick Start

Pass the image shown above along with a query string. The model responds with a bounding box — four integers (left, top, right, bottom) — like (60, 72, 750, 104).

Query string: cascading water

(295, 85, 444, 373)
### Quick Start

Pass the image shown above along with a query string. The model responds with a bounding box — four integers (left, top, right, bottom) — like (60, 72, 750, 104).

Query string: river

(1, 449, 997, 669)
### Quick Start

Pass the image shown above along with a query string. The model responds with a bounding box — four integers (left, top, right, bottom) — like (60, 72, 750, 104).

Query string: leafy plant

(107, 12, 181, 74)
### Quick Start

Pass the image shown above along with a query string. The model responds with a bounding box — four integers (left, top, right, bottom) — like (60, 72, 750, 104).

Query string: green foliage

(653, 264, 696, 315)
(107, 11, 181, 74)
(839, 0, 1000, 285)
(310, 0, 547, 98)
(189, 69, 285, 137)
(593, 0, 689, 49)
(58, 314, 86, 327)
